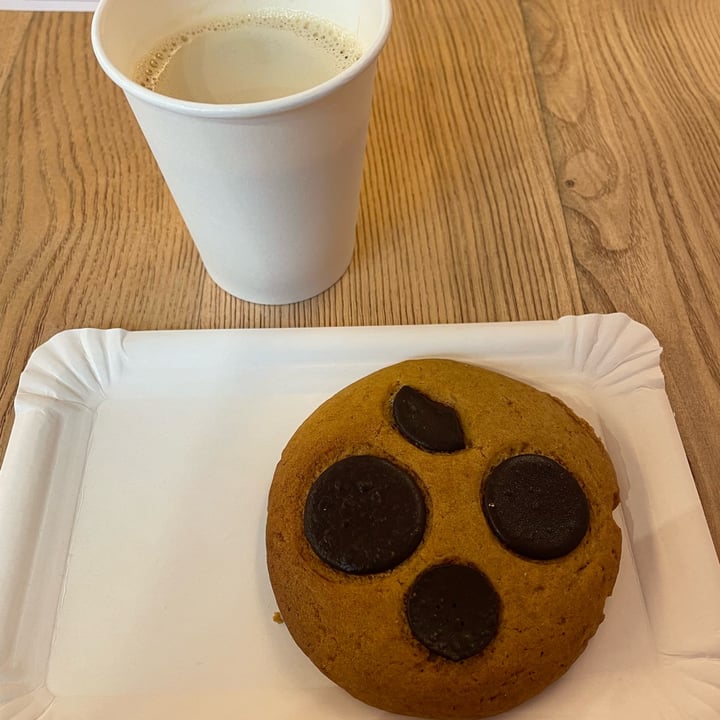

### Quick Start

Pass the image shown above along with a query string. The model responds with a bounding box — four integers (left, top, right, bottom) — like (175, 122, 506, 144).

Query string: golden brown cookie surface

(266, 359, 621, 719)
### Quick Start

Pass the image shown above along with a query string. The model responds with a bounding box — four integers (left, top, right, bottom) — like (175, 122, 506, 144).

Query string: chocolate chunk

(304, 455, 426, 574)
(393, 386, 465, 453)
(406, 563, 500, 661)
(482, 454, 590, 560)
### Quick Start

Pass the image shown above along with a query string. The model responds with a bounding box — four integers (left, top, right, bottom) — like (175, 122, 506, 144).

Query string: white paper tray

(0, 314, 718, 720)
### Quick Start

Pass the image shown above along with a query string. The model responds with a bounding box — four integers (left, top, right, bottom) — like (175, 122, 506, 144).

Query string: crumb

(273, 611, 284, 624)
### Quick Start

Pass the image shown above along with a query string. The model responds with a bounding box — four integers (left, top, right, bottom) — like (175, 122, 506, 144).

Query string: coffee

(134, 10, 363, 104)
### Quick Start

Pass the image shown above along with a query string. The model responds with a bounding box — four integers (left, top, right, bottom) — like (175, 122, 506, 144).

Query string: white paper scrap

(0, 1, 96, 10)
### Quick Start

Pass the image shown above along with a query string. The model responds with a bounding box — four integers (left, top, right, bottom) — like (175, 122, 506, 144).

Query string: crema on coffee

(134, 10, 364, 104)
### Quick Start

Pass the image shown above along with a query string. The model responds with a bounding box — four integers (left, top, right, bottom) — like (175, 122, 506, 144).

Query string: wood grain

(0, 11, 31, 95)
(521, 0, 720, 548)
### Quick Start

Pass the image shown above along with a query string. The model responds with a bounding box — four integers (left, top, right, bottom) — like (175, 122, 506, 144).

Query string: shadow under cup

(91, 0, 392, 305)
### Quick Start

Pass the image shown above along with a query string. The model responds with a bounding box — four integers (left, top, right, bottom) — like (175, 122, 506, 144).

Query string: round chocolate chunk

(392, 385, 465, 453)
(483, 454, 590, 560)
(406, 563, 501, 662)
(304, 455, 426, 575)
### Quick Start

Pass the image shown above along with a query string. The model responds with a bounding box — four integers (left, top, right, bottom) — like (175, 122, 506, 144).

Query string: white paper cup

(91, 0, 392, 305)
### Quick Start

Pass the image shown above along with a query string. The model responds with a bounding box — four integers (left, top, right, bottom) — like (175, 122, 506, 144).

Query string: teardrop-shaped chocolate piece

(393, 386, 465, 453)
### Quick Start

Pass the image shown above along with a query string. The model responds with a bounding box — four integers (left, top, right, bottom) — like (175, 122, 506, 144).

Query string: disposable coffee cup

(91, 0, 392, 305)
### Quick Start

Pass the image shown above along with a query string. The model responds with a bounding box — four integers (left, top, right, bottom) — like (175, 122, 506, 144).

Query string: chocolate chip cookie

(266, 359, 621, 719)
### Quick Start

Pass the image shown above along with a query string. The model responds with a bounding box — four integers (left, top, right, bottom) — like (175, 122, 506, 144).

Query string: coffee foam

(135, 10, 363, 93)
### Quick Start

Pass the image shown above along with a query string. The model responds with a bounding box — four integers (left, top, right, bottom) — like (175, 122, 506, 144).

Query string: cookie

(266, 359, 621, 719)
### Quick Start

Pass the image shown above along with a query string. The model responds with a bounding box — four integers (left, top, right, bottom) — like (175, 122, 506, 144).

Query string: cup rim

(90, 1, 393, 118)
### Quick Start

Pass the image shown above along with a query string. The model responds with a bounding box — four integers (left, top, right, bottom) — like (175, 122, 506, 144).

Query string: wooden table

(1, 1, 719, 554)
